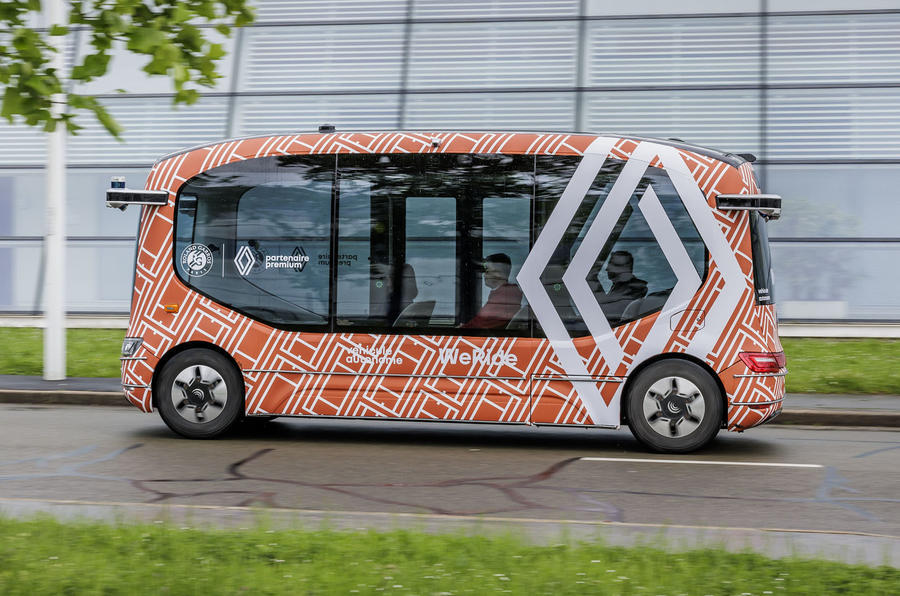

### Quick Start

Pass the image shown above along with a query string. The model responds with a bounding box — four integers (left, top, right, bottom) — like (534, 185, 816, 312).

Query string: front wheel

(625, 360, 723, 453)
(155, 348, 243, 439)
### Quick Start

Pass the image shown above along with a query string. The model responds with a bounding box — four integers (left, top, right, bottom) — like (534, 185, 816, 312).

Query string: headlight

(121, 337, 144, 357)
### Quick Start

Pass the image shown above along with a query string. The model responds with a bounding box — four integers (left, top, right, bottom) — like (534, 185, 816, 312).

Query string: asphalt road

(1, 404, 898, 566)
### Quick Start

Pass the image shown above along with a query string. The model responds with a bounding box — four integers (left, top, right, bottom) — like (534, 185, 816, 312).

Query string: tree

(0, 0, 254, 137)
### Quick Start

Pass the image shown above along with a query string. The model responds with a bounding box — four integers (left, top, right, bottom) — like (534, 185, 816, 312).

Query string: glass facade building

(1, 0, 898, 320)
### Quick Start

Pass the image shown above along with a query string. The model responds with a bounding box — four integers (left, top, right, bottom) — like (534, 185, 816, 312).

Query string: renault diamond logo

(516, 138, 743, 427)
(234, 244, 257, 276)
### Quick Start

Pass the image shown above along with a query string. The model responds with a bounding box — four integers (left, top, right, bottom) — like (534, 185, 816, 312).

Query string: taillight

(739, 351, 785, 373)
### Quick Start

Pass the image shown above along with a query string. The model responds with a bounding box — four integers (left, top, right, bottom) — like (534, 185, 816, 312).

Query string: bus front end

(107, 176, 168, 413)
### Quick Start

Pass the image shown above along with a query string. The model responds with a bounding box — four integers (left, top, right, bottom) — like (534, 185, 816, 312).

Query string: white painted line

(579, 457, 822, 469)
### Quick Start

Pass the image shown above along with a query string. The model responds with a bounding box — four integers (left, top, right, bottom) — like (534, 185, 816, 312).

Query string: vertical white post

(43, 0, 67, 380)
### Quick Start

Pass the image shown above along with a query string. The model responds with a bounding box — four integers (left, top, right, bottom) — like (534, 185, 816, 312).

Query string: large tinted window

(173, 152, 705, 335)
(174, 156, 334, 328)
(335, 154, 533, 334)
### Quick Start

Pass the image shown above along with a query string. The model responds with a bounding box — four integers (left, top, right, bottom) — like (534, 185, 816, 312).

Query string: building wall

(1, 0, 898, 320)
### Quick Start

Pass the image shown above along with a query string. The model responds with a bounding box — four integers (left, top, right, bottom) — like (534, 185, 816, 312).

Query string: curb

(0, 390, 129, 407)
(1, 390, 899, 428)
(771, 409, 900, 428)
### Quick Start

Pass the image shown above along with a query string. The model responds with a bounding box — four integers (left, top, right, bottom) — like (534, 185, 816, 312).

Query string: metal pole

(43, 0, 67, 380)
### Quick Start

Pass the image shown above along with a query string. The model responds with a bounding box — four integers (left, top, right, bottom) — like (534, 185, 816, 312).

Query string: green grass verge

(0, 328, 124, 378)
(0, 328, 897, 395)
(0, 517, 896, 595)
(782, 338, 900, 394)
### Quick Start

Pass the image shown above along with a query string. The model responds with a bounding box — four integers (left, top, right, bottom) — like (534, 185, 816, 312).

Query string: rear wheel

(625, 360, 723, 453)
(155, 349, 243, 439)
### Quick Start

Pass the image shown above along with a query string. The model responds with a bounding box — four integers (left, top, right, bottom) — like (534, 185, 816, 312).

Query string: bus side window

(335, 153, 533, 336)
(174, 155, 335, 328)
(592, 167, 707, 326)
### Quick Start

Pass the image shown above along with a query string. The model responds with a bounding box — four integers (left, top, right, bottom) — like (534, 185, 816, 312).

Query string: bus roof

(155, 130, 750, 169)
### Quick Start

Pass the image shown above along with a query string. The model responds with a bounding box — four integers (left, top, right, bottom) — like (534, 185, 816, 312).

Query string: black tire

(155, 348, 244, 439)
(625, 360, 723, 453)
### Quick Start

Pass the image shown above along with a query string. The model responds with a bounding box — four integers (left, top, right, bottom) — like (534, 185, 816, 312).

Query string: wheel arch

(150, 341, 245, 410)
(619, 352, 728, 427)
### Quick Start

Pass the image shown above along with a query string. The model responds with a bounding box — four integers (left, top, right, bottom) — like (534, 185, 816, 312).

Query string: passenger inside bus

(594, 250, 648, 322)
(393, 264, 436, 327)
(460, 253, 523, 329)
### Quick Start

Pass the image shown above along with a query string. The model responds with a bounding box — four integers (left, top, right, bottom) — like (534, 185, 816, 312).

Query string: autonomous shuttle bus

(109, 131, 786, 453)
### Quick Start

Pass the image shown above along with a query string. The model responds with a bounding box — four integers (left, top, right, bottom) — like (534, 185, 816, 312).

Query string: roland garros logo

(180, 243, 213, 277)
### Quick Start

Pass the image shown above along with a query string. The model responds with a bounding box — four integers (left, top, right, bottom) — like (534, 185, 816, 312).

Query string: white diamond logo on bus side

(519, 139, 744, 427)
(234, 244, 256, 276)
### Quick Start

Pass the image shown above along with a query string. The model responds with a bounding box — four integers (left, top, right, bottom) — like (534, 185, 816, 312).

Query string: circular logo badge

(180, 243, 213, 277)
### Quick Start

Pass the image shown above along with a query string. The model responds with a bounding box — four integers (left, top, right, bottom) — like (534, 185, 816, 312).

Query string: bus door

(333, 153, 532, 422)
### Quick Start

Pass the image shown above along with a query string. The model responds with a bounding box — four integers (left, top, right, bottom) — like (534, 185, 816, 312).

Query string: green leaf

(0, 87, 23, 119)
(71, 52, 111, 80)
(207, 42, 226, 61)
(127, 28, 167, 53)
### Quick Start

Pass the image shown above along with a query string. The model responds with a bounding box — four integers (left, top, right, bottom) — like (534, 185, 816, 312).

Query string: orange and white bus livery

(109, 130, 786, 453)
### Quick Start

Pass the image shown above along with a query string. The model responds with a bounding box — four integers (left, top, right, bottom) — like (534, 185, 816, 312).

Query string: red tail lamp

(739, 351, 786, 373)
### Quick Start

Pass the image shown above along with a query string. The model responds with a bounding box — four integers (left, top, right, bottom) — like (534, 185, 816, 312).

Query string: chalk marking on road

(579, 457, 823, 468)
(0, 496, 893, 540)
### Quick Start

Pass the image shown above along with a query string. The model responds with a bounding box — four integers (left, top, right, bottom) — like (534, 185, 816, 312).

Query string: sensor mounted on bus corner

(106, 176, 169, 211)
(319, 124, 336, 133)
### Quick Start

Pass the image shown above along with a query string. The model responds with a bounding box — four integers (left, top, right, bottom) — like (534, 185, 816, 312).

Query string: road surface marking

(579, 457, 822, 468)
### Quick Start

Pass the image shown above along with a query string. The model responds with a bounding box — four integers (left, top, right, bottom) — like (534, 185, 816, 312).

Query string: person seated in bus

(460, 253, 523, 329)
(594, 250, 648, 322)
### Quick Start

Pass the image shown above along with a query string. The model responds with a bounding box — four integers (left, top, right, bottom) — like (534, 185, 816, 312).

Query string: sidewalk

(1, 375, 898, 428)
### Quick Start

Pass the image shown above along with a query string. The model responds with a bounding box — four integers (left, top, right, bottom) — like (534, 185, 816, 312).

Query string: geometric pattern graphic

(120, 131, 785, 434)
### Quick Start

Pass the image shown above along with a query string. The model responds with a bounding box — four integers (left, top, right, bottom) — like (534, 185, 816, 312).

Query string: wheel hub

(641, 376, 705, 438)
(171, 365, 227, 423)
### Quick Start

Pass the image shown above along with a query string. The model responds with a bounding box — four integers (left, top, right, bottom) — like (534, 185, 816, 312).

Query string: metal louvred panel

(240, 25, 405, 92)
(412, 0, 579, 18)
(585, 18, 761, 87)
(250, 0, 408, 22)
(768, 14, 900, 85)
(582, 91, 761, 155)
(408, 22, 578, 89)
(67, 98, 229, 164)
(767, 88, 900, 160)
(233, 95, 401, 136)
(404, 92, 576, 129)
(0, 124, 48, 164)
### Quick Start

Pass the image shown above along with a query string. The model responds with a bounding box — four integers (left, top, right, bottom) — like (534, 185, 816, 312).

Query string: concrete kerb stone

(773, 409, 900, 428)
(1, 389, 899, 428)
(0, 390, 129, 407)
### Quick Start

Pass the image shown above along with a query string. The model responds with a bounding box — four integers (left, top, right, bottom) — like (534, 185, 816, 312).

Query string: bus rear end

(714, 164, 786, 432)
